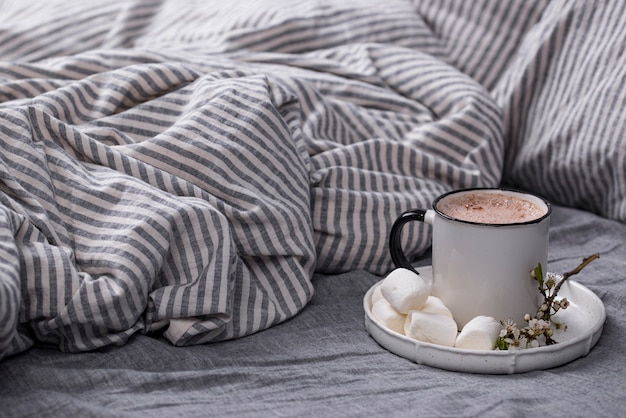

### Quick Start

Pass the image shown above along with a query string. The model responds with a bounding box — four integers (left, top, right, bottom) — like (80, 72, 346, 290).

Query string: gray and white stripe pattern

(1, 0, 624, 359)
(492, 0, 626, 220)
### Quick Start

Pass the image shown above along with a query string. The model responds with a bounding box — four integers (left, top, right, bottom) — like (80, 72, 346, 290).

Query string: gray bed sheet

(1, 203, 624, 417)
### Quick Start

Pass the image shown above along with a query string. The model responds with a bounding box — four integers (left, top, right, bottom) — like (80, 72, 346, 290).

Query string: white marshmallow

(420, 296, 454, 319)
(404, 311, 458, 347)
(380, 268, 430, 314)
(370, 284, 384, 306)
(455, 316, 501, 350)
(372, 298, 406, 335)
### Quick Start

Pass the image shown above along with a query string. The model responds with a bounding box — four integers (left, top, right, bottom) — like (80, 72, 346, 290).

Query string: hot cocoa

(437, 191, 547, 224)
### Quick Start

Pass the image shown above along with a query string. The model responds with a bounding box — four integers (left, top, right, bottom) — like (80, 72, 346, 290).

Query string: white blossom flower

(496, 256, 598, 351)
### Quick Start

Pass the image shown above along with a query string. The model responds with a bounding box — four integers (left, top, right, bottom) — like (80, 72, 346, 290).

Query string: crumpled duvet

(12, 0, 624, 360)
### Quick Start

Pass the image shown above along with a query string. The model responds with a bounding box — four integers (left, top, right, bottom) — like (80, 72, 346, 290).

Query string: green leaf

(496, 337, 509, 350)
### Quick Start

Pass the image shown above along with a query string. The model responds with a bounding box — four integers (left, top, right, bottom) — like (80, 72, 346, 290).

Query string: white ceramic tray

(364, 266, 606, 374)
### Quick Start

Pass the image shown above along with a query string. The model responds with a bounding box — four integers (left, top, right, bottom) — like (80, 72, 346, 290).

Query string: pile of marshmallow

(371, 268, 501, 350)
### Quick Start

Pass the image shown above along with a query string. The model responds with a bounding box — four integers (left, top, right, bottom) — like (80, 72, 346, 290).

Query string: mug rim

(432, 187, 552, 227)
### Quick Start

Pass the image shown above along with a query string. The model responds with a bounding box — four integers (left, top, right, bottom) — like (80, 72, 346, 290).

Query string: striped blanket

(1, 0, 625, 360)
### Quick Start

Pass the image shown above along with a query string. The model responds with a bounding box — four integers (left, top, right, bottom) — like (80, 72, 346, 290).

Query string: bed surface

(1, 0, 626, 416)
(2, 204, 625, 416)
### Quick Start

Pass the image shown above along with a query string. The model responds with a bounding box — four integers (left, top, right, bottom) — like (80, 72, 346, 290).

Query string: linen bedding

(0, 0, 625, 416)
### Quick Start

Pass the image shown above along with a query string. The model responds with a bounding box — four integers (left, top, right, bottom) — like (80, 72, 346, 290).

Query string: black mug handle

(389, 209, 428, 276)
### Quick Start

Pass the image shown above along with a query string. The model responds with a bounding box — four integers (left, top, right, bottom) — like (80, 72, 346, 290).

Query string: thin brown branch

(553, 253, 599, 296)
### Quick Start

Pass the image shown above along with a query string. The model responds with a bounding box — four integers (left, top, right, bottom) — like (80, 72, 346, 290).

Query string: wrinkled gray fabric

(1, 204, 623, 417)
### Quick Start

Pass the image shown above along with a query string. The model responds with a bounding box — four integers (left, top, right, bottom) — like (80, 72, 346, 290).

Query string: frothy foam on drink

(437, 192, 546, 224)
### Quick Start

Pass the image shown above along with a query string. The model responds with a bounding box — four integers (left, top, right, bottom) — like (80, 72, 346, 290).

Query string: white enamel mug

(389, 188, 551, 329)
